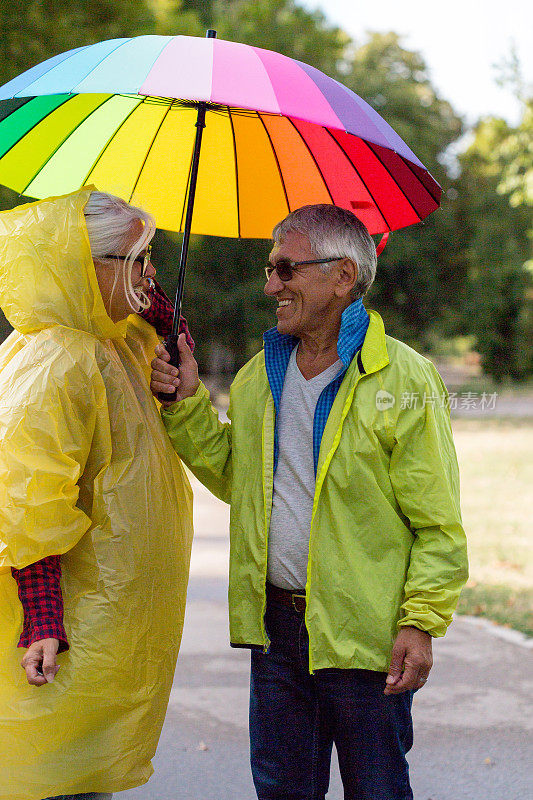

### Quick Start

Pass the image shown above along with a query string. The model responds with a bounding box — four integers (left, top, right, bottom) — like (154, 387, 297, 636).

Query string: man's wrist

(183, 380, 200, 399)
(398, 624, 431, 637)
(161, 380, 204, 414)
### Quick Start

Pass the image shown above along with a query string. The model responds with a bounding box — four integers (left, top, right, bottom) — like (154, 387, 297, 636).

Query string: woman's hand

(150, 333, 200, 407)
(21, 638, 60, 686)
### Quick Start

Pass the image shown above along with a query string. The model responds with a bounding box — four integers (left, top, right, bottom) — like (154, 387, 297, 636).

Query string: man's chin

(276, 320, 295, 336)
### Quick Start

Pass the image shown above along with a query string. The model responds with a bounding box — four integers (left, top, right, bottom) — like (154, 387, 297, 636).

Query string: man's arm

(385, 367, 468, 693)
(151, 334, 233, 503)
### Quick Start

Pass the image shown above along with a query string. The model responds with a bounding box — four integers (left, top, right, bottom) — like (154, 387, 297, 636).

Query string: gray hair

(272, 204, 377, 298)
(84, 191, 156, 312)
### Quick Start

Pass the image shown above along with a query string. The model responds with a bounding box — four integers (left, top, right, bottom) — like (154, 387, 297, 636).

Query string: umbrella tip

(206, 29, 217, 39)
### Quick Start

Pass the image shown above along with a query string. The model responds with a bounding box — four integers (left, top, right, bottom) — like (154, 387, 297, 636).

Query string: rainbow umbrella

(0, 30, 441, 357)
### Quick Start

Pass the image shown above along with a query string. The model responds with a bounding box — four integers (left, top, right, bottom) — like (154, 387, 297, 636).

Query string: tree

(148, 1, 203, 35)
(153, 232, 272, 371)
(456, 113, 532, 381)
(495, 98, 533, 210)
(346, 32, 461, 184)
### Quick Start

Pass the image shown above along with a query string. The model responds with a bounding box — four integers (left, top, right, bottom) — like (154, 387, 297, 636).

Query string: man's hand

(21, 638, 60, 686)
(384, 626, 432, 695)
(150, 333, 200, 407)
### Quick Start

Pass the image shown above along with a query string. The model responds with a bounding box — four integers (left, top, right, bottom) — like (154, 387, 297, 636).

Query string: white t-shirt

(267, 346, 343, 590)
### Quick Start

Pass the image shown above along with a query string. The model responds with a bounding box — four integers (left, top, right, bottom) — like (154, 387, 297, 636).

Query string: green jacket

(162, 311, 468, 672)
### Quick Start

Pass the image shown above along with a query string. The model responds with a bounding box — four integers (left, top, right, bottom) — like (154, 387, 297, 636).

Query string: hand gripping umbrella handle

(156, 333, 180, 403)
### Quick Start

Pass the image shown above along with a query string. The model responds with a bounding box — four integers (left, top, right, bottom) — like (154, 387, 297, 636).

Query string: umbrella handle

(156, 333, 180, 403)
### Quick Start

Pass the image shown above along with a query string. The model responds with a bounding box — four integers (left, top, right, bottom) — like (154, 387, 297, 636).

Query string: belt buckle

(292, 593, 306, 613)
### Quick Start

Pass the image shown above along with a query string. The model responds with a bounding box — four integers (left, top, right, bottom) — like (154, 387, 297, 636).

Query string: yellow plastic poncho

(0, 188, 193, 800)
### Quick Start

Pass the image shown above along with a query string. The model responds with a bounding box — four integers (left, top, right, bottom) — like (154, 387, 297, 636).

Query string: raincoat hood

(0, 187, 122, 340)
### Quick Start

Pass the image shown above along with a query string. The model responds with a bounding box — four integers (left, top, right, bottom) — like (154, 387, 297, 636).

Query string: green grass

(456, 585, 533, 637)
(452, 418, 533, 637)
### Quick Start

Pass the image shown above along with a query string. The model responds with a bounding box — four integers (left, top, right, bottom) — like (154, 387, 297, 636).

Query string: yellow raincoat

(0, 189, 193, 800)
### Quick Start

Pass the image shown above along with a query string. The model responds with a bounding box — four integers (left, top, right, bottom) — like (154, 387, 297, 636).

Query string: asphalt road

(118, 479, 533, 800)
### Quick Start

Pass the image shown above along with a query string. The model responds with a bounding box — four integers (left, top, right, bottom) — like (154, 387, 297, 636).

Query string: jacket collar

(358, 310, 390, 376)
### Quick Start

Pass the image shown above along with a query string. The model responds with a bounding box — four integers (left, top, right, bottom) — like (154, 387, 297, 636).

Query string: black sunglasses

(265, 256, 343, 282)
(103, 243, 152, 278)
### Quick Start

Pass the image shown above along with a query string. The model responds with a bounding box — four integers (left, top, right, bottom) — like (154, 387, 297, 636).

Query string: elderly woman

(0, 188, 194, 800)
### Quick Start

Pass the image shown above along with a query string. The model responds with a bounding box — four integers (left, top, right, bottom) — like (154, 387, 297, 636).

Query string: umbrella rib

(0, 95, 71, 169)
(285, 117, 335, 205)
(19, 94, 113, 197)
(68, 39, 134, 94)
(322, 127, 391, 231)
(126, 97, 174, 203)
(0, 97, 33, 125)
(227, 106, 241, 238)
(257, 113, 290, 216)
(397, 152, 441, 207)
(21, 40, 128, 96)
(363, 140, 424, 220)
(78, 95, 147, 191)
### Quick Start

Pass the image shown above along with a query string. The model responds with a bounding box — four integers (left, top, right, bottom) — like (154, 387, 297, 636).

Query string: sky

(301, 0, 532, 127)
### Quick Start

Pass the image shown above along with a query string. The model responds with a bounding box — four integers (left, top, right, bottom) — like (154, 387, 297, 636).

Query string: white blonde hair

(84, 191, 156, 313)
(272, 204, 377, 299)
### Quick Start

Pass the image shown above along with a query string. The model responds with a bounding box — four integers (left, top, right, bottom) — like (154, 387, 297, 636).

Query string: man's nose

(146, 261, 156, 278)
(264, 269, 284, 296)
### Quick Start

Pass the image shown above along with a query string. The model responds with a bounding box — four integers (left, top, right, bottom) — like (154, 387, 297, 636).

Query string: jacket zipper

(305, 376, 362, 674)
(260, 396, 275, 652)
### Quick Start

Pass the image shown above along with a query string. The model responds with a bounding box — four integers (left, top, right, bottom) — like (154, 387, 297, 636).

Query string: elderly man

(151, 204, 468, 800)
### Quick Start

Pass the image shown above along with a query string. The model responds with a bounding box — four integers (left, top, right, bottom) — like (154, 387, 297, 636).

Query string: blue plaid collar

(337, 299, 371, 368)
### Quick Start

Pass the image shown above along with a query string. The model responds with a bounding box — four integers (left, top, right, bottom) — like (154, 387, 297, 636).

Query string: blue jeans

(250, 598, 413, 800)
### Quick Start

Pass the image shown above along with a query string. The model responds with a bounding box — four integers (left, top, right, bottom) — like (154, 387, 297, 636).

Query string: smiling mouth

(277, 299, 291, 307)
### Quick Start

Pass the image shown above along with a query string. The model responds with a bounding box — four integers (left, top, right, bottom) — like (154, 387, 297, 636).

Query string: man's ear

(334, 258, 358, 299)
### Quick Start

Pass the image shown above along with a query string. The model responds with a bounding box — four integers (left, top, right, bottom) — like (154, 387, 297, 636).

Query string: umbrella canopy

(0, 34, 440, 238)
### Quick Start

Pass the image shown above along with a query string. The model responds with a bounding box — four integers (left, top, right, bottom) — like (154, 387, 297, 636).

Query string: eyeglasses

(103, 243, 152, 278)
(265, 256, 343, 282)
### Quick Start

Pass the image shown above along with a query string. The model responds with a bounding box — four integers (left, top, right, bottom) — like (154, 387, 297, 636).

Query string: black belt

(266, 582, 306, 613)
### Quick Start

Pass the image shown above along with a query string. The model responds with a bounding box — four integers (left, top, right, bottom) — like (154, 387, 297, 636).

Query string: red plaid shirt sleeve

(139, 279, 195, 351)
(11, 557, 69, 652)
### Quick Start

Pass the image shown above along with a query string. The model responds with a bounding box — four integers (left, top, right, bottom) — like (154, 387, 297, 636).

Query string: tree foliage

(455, 109, 532, 382)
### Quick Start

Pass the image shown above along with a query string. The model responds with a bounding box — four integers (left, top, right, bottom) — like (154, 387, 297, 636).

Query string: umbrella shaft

(171, 101, 207, 337)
